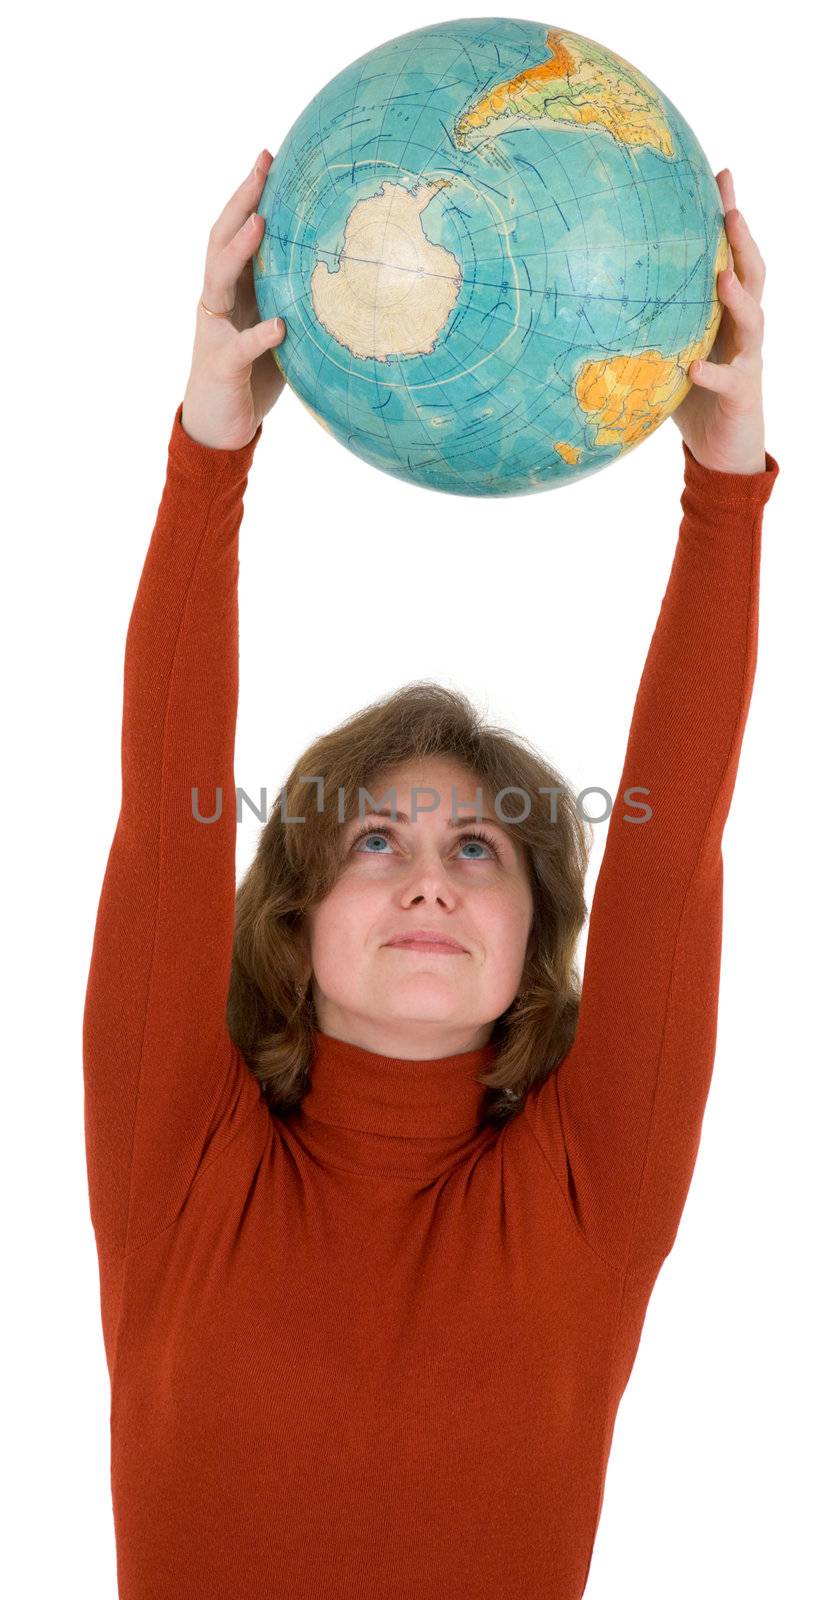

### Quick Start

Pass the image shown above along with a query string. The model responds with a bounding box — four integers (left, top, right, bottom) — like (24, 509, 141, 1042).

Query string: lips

(384, 931, 467, 953)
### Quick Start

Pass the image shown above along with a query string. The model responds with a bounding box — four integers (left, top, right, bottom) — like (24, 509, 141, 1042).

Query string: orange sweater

(83, 404, 779, 1598)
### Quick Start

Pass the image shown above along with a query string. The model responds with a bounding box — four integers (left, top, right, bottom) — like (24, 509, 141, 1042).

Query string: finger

(688, 355, 752, 409)
(230, 314, 287, 370)
(714, 170, 736, 281)
(716, 268, 765, 354)
(723, 208, 766, 302)
(208, 149, 272, 257)
(203, 209, 265, 316)
(715, 167, 736, 212)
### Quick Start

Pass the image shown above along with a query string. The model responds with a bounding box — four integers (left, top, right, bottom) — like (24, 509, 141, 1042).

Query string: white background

(4, 1, 832, 1595)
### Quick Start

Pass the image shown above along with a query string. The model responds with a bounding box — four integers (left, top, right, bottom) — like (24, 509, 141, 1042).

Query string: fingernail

(248, 211, 259, 228)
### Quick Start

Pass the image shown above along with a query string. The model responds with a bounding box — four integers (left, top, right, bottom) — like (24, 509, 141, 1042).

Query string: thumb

(235, 314, 287, 367)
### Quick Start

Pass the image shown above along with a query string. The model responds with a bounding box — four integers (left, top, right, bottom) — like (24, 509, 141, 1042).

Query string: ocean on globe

(253, 18, 728, 497)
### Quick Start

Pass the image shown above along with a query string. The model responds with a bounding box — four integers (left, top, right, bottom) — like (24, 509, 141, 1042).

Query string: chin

(379, 1000, 464, 1022)
(371, 988, 471, 1023)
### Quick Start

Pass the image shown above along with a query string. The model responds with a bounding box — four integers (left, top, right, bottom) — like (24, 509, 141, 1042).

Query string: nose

(399, 857, 459, 908)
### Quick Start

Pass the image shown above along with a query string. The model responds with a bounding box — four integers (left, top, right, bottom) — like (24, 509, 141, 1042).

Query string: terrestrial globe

(253, 18, 727, 497)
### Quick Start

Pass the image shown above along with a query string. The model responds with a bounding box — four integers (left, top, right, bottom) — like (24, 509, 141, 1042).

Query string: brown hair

(227, 680, 591, 1126)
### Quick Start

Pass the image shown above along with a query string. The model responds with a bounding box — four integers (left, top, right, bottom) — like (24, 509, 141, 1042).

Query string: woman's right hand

(181, 149, 287, 451)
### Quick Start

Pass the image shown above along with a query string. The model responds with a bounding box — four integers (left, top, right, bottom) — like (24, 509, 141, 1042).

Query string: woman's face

(304, 758, 535, 1057)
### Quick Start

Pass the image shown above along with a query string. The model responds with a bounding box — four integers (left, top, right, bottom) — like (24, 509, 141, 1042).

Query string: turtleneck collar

(293, 1026, 500, 1177)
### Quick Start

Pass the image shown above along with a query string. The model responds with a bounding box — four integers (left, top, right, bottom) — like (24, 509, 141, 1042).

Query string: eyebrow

(347, 810, 515, 837)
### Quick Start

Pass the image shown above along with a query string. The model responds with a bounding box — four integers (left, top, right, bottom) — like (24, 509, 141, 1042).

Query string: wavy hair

(227, 680, 592, 1126)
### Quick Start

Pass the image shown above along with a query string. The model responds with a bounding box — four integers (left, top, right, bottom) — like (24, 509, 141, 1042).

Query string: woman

(83, 150, 779, 1598)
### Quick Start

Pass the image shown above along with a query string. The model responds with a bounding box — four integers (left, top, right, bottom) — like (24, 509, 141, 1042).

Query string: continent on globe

(454, 28, 674, 158)
(573, 230, 730, 449)
(310, 179, 463, 361)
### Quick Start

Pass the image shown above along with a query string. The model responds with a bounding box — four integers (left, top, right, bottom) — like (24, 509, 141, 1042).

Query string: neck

(309, 1009, 495, 1061)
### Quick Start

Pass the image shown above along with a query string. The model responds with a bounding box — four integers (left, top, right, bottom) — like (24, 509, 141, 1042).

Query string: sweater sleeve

(82, 403, 267, 1257)
(521, 438, 780, 1277)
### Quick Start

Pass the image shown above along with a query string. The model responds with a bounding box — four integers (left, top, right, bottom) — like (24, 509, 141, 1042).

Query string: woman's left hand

(672, 169, 767, 475)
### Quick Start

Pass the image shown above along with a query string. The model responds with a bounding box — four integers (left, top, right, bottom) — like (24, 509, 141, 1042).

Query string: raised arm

(521, 170, 780, 1276)
(82, 149, 287, 1257)
(523, 441, 779, 1274)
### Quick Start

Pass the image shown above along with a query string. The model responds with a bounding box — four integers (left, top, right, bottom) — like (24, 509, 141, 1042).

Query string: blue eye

(355, 830, 391, 854)
(458, 836, 493, 859)
(352, 824, 499, 860)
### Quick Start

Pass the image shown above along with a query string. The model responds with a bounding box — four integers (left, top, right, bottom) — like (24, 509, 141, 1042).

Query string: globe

(253, 18, 728, 498)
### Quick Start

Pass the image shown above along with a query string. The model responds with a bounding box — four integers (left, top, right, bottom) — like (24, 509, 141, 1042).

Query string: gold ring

(200, 298, 234, 319)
